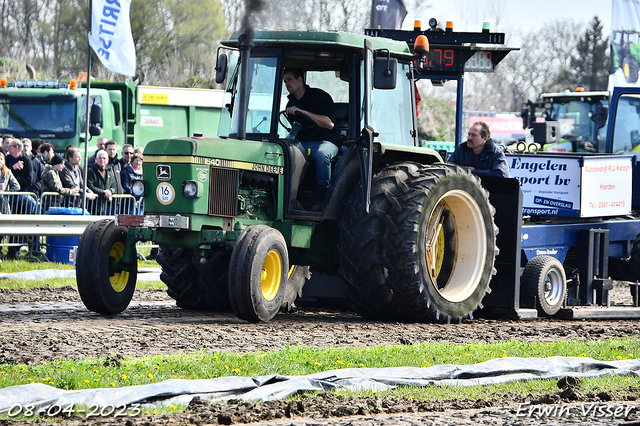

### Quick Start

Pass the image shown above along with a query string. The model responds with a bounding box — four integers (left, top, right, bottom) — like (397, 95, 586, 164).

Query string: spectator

(0, 151, 19, 257)
(6, 138, 37, 195)
(21, 138, 32, 157)
(105, 139, 124, 194)
(4, 139, 37, 259)
(41, 154, 79, 198)
(121, 153, 143, 214)
(2, 135, 13, 154)
(121, 144, 134, 166)
(60, 145, 96, 203)
(134, 146, 144, 156)
(22, 138, 42, 196)
(31, 138, 44, 155)
(87, 149, 115, 214)
(0, 151, 19, 214)
(39, 143, 55, 166)
(87, 136, 108, 168)
(121, 153, 143, 194)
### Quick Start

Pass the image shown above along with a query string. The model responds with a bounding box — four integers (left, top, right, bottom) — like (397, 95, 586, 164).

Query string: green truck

(76, 27, 514, 323)
(0, 79, 223, 153)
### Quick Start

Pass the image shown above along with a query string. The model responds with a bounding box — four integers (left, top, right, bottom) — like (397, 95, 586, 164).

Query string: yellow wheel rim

(109, 242, 129, 293)
(426, 190, 487, 303)
(433, 223, 445, 277)
(261, 249, 282, 301)
(625, 63, 630, 78)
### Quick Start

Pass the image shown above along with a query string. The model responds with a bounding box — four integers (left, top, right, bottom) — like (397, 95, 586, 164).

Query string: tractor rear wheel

(339, 163, 497, 323)
(158, 247, 232, 311)
(76, 219, 137, 314)
(384, 164, 498, 322)
(338, 162, 421, 320)
(281, 265, 310, 312)
(228, 225, 289, 322)
(624, 56, 639, 83)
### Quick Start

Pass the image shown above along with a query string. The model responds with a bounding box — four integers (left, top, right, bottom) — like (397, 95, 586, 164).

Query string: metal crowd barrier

(0, 192, 145, 258)
(39, 192, 143, 215)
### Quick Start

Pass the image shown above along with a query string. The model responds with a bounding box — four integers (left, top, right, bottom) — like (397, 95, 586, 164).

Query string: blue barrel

(45, 207, 87, 264)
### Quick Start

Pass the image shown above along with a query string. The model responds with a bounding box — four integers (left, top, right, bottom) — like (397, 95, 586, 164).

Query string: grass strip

(0, 338, 637, 390)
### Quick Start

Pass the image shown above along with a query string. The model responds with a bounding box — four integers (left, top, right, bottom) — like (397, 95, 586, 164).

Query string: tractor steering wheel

(279, 110, 317, 133)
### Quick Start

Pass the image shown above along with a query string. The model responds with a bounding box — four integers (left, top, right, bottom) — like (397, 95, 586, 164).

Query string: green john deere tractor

(76, 29, 502, 323)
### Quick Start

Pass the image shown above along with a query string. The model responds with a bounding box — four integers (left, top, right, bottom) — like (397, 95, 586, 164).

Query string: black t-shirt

(6, 153, 35, 192)
(286, 86, 341, 145)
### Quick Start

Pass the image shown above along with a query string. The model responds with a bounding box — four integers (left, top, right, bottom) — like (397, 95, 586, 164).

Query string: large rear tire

(76, 219, 137, 314)
(229, 225, 289, 322)
(624, 56, 639, 83)
(337, 162, 421, 320)
(521, 255, 566, 316)
(384, 164, 498, 322)
(281, 265, 310, 312)
(157, 247, 231, 311)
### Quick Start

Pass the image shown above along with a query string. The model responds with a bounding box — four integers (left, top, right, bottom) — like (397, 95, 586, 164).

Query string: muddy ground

(0, 284, 639, 425)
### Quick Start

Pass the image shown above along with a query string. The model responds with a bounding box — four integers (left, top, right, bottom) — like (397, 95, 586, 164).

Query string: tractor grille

(208, 167, 239, 217)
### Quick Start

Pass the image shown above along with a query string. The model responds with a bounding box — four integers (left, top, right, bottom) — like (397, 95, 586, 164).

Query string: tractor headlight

(131, 179, 145, 197)
(182, 180, 201, 199)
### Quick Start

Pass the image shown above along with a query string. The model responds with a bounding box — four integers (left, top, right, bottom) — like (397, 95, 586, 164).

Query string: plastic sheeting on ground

(0, 268, 161, 282)
(0, 356, 639, 412)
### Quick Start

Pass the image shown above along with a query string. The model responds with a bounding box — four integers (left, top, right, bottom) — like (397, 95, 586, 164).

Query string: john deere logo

(197, 169, 208, 182)
(156, 165, 171, 181)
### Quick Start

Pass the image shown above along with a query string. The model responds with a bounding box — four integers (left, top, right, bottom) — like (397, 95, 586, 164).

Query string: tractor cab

(215, 30, 419, 219)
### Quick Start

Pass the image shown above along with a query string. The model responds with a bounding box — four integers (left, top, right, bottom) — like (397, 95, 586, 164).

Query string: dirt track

(0, 284, 639, 425)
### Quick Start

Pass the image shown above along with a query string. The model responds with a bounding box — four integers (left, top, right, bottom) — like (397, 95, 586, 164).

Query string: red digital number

(433, 49, 442, 65)
(444, 50, 454, 66)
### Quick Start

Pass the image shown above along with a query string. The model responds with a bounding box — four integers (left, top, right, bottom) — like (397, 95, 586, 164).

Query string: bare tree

(463, 19, 584, 112)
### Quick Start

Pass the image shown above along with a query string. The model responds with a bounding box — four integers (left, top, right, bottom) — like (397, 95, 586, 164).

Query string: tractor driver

(284, 68, 341, 208)
(448, 121, 511, 178)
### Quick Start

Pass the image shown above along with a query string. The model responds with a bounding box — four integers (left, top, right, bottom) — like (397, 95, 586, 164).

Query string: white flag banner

(88, 0, 136, 76)
(609, 0, 640, 90)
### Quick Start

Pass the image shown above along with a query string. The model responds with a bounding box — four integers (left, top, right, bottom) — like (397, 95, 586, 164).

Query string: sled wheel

(76, 219, 137, 314)
(229, 225, 289, 322)
(521, 255, 567, 316)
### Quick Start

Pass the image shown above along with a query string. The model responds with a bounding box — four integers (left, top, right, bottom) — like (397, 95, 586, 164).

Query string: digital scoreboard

(418, 48, 498, 73)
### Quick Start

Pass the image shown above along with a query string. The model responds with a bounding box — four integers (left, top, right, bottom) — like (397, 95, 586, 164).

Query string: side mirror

(374, 57, 397, 90)
(592, 104, 609, 129)
(89, 125, 102, 136)
(90, 103, 102, 126)
(215, 53, 228, 84)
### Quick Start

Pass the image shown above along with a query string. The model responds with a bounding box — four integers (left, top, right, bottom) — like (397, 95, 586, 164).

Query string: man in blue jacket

(448, 121, 511, 178)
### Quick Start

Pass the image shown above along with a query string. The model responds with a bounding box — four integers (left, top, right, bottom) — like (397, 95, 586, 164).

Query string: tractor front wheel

(228, 225, 289, 322)
(76, 219, 137, 314)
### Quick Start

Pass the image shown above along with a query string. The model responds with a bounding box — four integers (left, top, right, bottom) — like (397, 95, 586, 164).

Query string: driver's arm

(286, 105, 334, 130)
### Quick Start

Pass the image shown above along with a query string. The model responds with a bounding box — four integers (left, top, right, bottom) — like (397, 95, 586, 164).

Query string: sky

(405, 0, 612, 43)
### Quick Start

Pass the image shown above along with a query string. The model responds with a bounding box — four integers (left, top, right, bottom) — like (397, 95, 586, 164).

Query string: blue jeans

(9, 193, 38, 214)
(301, 141, 338, 187)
